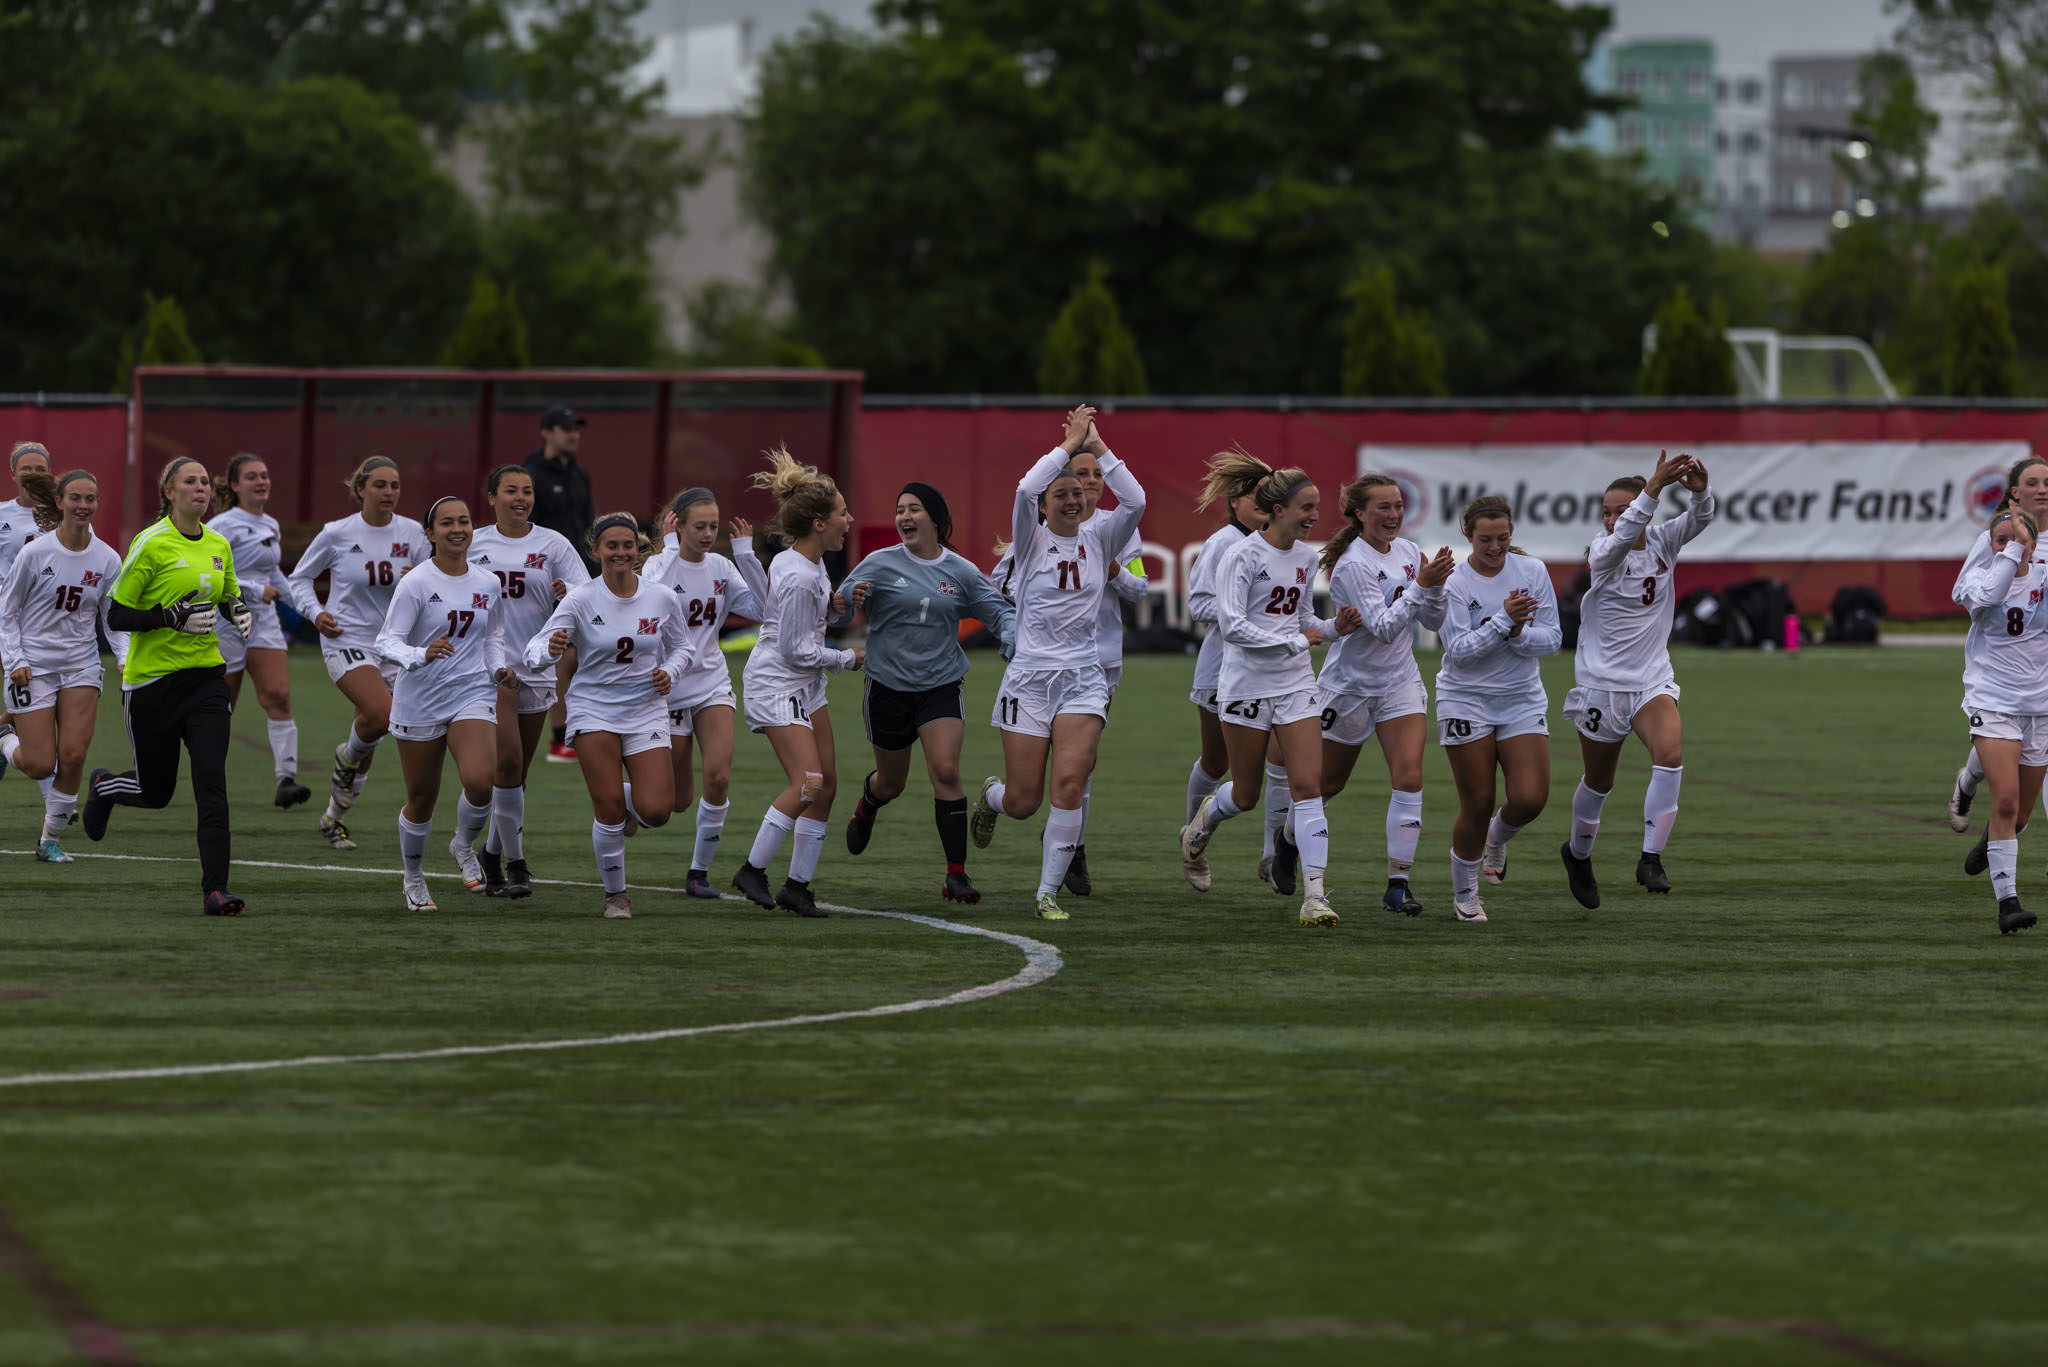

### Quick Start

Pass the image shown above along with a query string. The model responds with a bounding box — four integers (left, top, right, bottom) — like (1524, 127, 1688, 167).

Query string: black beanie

(900, 481, 953, 547)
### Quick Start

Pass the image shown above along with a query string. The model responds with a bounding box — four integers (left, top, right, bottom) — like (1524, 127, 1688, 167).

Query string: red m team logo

(391, 543, 409, 558)
(712, 579, 726, 595)
(1296, 566, 1309, 584)
(81, 571, 102, 587)
(637, 618, 660, 634)
(524, 553, 546, 569)
(473, 594, 490, 608)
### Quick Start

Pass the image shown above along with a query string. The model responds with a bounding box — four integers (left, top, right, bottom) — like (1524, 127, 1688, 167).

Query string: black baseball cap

(541, 406, 587, 430)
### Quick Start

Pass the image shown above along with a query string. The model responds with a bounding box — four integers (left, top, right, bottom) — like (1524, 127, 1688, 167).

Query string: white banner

(1357, 442, 2030, 561)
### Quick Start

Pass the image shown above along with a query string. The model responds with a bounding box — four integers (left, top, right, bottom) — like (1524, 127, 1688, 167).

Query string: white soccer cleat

(403, 875, 437, 912)
(1298, 893, 1339, 927)
(319, 815, 356, 851)
(970, 776, 1001, 849)
(603, 892, 633, 919)
(450, 836, 486, 893)
(329, 743, 363, 814)
(1179, 799, 1215, 893)
(1949, 766, 1975, 833)
(1454, 895, 1488, 923)
(1482, 838, 1509, 885)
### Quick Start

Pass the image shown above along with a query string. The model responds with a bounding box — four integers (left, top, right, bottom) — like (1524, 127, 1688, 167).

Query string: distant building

(1611, 38, 1717, 218)
(1764, 53, 1867, 252)
(1712, 63, 1771, 242)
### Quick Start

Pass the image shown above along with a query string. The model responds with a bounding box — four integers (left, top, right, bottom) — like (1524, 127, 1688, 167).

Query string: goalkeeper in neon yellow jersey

(84, 456, 256, 916)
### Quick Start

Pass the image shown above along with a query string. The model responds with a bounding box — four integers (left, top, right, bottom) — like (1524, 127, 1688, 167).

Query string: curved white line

(0, 852, 1064, 1088)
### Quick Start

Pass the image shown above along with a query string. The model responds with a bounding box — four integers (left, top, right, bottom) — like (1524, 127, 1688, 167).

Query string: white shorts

(1216, 687, 1321, 733)
(1319, 676, 1430, 746)
(391, 697, 498, 744)
(1565, 681, 1682, 743)
(503, 678, 557, 716)
(1104, 664, 1124, 696)
(1967, 706, 2048, 767)
(323, 639, 399, 688)
(1436, 695, 1549, 747)
(568, 696, 673, 758)
(745, 675, 827, 733)
(218, 606, 288, 668)
(670, 676, 739, 735)
(994, 662, 1110, 738)
(4, 665, 103, 714)
(1191, 686, 1220, 716)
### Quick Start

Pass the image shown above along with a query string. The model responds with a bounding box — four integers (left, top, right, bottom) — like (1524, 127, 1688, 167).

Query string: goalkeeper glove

(159, 590, 217, 636)
(224, 594, 254, 641)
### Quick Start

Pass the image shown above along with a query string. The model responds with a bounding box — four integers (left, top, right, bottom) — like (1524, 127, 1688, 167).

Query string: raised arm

(1661, 484, 1718, 549)
(287, 524, 341, 619)
(1588, 492, 1658, 576)
(373, 581, 430, 670)
(1095, 449, 1148, 554)
(1509, 568, 1564, 657)
(1956, 539, 2027, 610)
(730, 534, 771, 619)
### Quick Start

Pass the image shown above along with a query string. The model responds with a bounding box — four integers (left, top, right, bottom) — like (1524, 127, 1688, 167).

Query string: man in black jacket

(524, 406, 595, 571)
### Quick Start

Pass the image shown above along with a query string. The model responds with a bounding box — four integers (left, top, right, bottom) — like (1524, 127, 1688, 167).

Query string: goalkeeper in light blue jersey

(837, 481, 1013, 906)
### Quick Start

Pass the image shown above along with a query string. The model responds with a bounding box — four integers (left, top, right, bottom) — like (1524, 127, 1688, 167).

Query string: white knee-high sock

(1039, 805, 1084, 897)
(266, 719, 298, 781)
(986, 779, 1011, 818)
(488, 785, 525, 860)
(1187, 760, 1223, 824)
(1962, 747, 1987, 794)
(747, 807, 795, 869)
(1076, 775, 1092, 843)
(1990, 838, 2019, 901)
(1386, 790, 1423, 879)
(1643, 765, 1683, 853)
(1570, 780, 1609, 859)
(0, 731, 18, 769)
(398, 813, 431, 880)
(1451, 850, 1482, 903)
(1291, 795, 1330, 898)
(789, 816, 828, 883)
(692, 799, 729, 873)
(342, 729, 378, 766)
(592, 818, 627, 894)
(455, 794, 490, 852)
(41, 789, 77, 842)
(1199, 779, 1243, 832)
(1263, 762, 1291, 855)
(35, 774, 54, 802)
(1485, 808, 1524, 850)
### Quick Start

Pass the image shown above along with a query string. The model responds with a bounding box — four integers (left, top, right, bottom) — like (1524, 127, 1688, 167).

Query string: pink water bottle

(1783, 613, 1800, 653)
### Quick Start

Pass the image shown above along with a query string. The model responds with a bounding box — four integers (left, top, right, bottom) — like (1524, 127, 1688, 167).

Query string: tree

(1639, 285, 1736, 397)
(1340, 265, 1446, 397)
(1944, 265, 2020, 397)
(1895, 1, 2048, 175)
(1836, 50, 1940, 220)
(680, 281, 825, 369)
(114, 293, 202, 391)
(1793, 220, 1917, 347)
(1037, 261, 1149, 396)
(439, 271, 530, 368)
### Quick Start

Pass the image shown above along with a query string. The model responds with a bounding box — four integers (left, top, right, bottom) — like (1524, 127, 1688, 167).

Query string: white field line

(0, 849, 1063, 1089)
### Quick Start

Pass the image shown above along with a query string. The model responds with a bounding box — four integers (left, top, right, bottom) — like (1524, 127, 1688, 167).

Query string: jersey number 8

(2009, 607, 2027, 637)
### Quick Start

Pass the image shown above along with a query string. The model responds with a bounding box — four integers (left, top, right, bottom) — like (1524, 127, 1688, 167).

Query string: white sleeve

(724, 552, 767, 622)
(374, 579, 429, 670)
(1336, 557, 1427, 644)
(730, 536, 770, 617)
(1956, 543, 2025, 610)
(526, 595, 579, 671)
(98, 549, 131, 671)
(0, 553, 27, 669)
(1094, 449, 1147, 554)
(1662, 484, 1717, 549)
(642, 542, 680, 588)
(659, 591, 695, 680)
(1509, 567, 1564, 657)
(771, 571, 855, 671)
(483, 594, 508, 677)
(1437, 588, 1515, 664)
(554, 534, 591, 591)
(1014, 446, 1073, 562)
(1186, 544, 1220, 624)
(287, 524, 342, 618)
(1109, 531, 1149, 604)
(1588, 492, 1657, 577)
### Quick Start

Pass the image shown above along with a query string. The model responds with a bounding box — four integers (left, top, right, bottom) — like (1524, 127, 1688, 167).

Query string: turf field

(0, 643, 2038, 1366)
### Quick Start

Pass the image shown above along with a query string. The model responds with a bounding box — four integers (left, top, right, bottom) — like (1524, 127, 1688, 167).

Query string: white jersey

(1007, 446, 1147, 671)
(1957, 541, 2048, 714)
(1214, 533, 1325, 701)
(527, 575, 693, 712)
(1187, 523, 1251, 692)
(0, 532, 128, 675)
(644, 540, 767, 693)
(1576, 487, 1717, 692)
(0, 498, 43, 587)
(1317, 536, 1445, 698)
(288, 511, 429, 646)
(1089, 514, 1146, 670)
(375, 561, 508, 727)
(207, 507, 291, 604)
(1435, 553, 1562, 708)
(742, 550, 856, 698)
(469, 524, 590, 687)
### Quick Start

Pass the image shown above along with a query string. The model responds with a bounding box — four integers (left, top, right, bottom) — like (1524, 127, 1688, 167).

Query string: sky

(1603, 0, 1897, 70)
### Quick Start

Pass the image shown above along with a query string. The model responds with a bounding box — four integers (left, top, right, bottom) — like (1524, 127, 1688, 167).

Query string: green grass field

(1, 643, 2039, 1366)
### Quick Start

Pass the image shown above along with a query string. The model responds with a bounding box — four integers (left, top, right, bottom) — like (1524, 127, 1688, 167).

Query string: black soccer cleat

(1635, 851, 1672, 894)
(732, 861, 777, 909)
(1382, 879, 1424, 917)
(204, 889, 245, 917)
(1063, 843, 1092, 897)
(1560, 842, 1602, 909)
(684, 869, 719, 899)
(504, 858, 533, 900)
(82, 767, 114, 842)
(1964, 833, 1990, 877)
(845, 807, 875, 855)
(776, 879, 828, 918)
(1270, 833, 1300, 896)
(478, 848, 507, 897)
(942, 870, 981, 905)
(1999, 896, 2037, 935)
(273, 775, 312, 809)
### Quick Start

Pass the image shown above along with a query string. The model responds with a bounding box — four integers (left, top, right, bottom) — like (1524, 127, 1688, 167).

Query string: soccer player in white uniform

(288, 457, 428, 851)
(730, 450, 866, 919)
(1316, 473, 1455, 917)
(0, 468, 127, 862)
(1955, 503, 2048, 934)
(1178, 464, 1362, 925)
(1559, 451, 1715, 907)
(969, 406, 1147, 921)
(1436, 495, 1563, 923)
(468, 464, 590, 898)
(1950, 454, 2048, 832)
(208, 454, 310, 809)
(1185, 463, 1269, 821)
(375, 497, 512, 912)
(527, 512, 693, 919)
(1, 442, 57, 800)
(645, 488, 771, 899)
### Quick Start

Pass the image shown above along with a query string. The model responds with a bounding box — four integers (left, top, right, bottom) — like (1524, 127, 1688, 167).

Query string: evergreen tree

(114, 293, 201, 390)
(1037, 261, 1148, 396)
(1638, 285, 1736, 397)
(1340, 265, 1447, 397)
(439, 270, 530, 368)
(1944, 265, 2020, 398)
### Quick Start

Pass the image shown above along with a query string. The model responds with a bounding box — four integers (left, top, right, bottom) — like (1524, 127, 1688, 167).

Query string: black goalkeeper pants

(105, 665, 232, 894)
